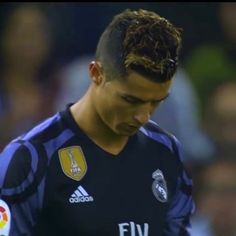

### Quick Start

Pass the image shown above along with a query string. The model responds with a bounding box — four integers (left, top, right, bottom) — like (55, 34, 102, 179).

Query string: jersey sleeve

(0, 141, 46, 235)
(164, 136, 195, 236)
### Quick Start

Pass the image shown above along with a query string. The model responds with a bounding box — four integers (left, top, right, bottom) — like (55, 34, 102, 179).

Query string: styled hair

(95, 9, 183, 82)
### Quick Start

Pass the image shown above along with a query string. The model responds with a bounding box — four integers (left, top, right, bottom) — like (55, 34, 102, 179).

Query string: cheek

(104, 104, 132, 123)
(96, 87, 134, 123)
(106, 105, 135, 129)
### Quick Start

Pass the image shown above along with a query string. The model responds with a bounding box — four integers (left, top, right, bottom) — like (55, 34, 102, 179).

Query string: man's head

(204, 81, 236, 155)
(88, 9, 182, 136)
(197, 158, 236, 236)
(95, 9, 182, 82)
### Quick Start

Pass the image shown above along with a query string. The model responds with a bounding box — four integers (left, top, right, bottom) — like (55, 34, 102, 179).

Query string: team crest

(58, 146, 87, 181)
(152, 169, 168, 203)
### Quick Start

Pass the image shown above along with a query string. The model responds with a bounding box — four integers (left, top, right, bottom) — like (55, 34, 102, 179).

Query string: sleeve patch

(0, 199, 11, 236)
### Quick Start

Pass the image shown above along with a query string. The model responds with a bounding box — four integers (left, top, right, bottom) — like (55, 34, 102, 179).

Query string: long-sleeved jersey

(0, 105, 194, 236)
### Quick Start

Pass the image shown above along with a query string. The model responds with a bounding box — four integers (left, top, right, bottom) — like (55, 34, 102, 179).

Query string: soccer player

(0, 9, 194, 236)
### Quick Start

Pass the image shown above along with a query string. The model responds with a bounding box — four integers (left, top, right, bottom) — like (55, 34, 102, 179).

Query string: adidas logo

(69, 185, 94, 203)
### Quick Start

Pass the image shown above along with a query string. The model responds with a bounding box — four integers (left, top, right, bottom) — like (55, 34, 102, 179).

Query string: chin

(115, 129, 138, 137)
(112, 123, 139, 136)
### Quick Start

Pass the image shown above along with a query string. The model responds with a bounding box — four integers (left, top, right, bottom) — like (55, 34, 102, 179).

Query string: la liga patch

(0, 199, 11, 236)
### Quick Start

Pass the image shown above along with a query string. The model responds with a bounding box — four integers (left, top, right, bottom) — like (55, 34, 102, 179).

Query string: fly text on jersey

(118, 222, 149, 236)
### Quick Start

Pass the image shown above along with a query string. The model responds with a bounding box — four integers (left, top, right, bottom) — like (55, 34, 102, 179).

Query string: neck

(70, 88, 128, 155)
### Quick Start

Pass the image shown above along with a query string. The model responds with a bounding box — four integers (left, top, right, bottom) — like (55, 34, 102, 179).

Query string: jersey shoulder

(140, 120, 182, 159)
(0, 111, 73, 200)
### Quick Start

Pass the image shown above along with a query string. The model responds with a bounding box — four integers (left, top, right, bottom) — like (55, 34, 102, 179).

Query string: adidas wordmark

(69, 185, 94, 203)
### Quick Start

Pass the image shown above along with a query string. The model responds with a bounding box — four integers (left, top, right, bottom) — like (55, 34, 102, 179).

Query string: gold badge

(58, 146, 87, 181)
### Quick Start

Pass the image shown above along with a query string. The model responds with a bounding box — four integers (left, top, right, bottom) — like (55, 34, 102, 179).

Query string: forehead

(109, 71, 172, 100)
(212, 84, 236, 114)
(204, 162, 236, 185)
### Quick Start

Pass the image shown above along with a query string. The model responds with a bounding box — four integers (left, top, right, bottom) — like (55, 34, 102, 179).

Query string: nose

(133, 105, 151, 125)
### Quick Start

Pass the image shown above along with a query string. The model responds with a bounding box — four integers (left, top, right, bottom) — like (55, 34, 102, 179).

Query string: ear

(89, 61, 103, 85)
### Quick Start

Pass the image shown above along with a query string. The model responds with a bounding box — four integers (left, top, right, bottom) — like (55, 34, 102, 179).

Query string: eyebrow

(122, 93, 170, 103)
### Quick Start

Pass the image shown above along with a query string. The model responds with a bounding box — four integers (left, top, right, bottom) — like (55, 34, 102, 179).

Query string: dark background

(0, 2, 221, 65)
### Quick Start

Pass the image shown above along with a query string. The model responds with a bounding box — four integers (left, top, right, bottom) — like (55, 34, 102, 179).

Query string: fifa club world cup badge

(152, 169, 168, 203)
(58, 146, 87, 181)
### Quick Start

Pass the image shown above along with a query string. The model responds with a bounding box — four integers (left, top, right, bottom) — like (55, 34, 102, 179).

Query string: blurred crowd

(0, 3, 236, 236)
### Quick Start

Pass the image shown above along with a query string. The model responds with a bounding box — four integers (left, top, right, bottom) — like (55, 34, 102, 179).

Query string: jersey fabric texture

(0, 104, 194, 236)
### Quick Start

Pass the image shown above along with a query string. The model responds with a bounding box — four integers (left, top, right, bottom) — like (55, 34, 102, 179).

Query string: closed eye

(121, 96, 143, 104)
(121, 94, 169, 105)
